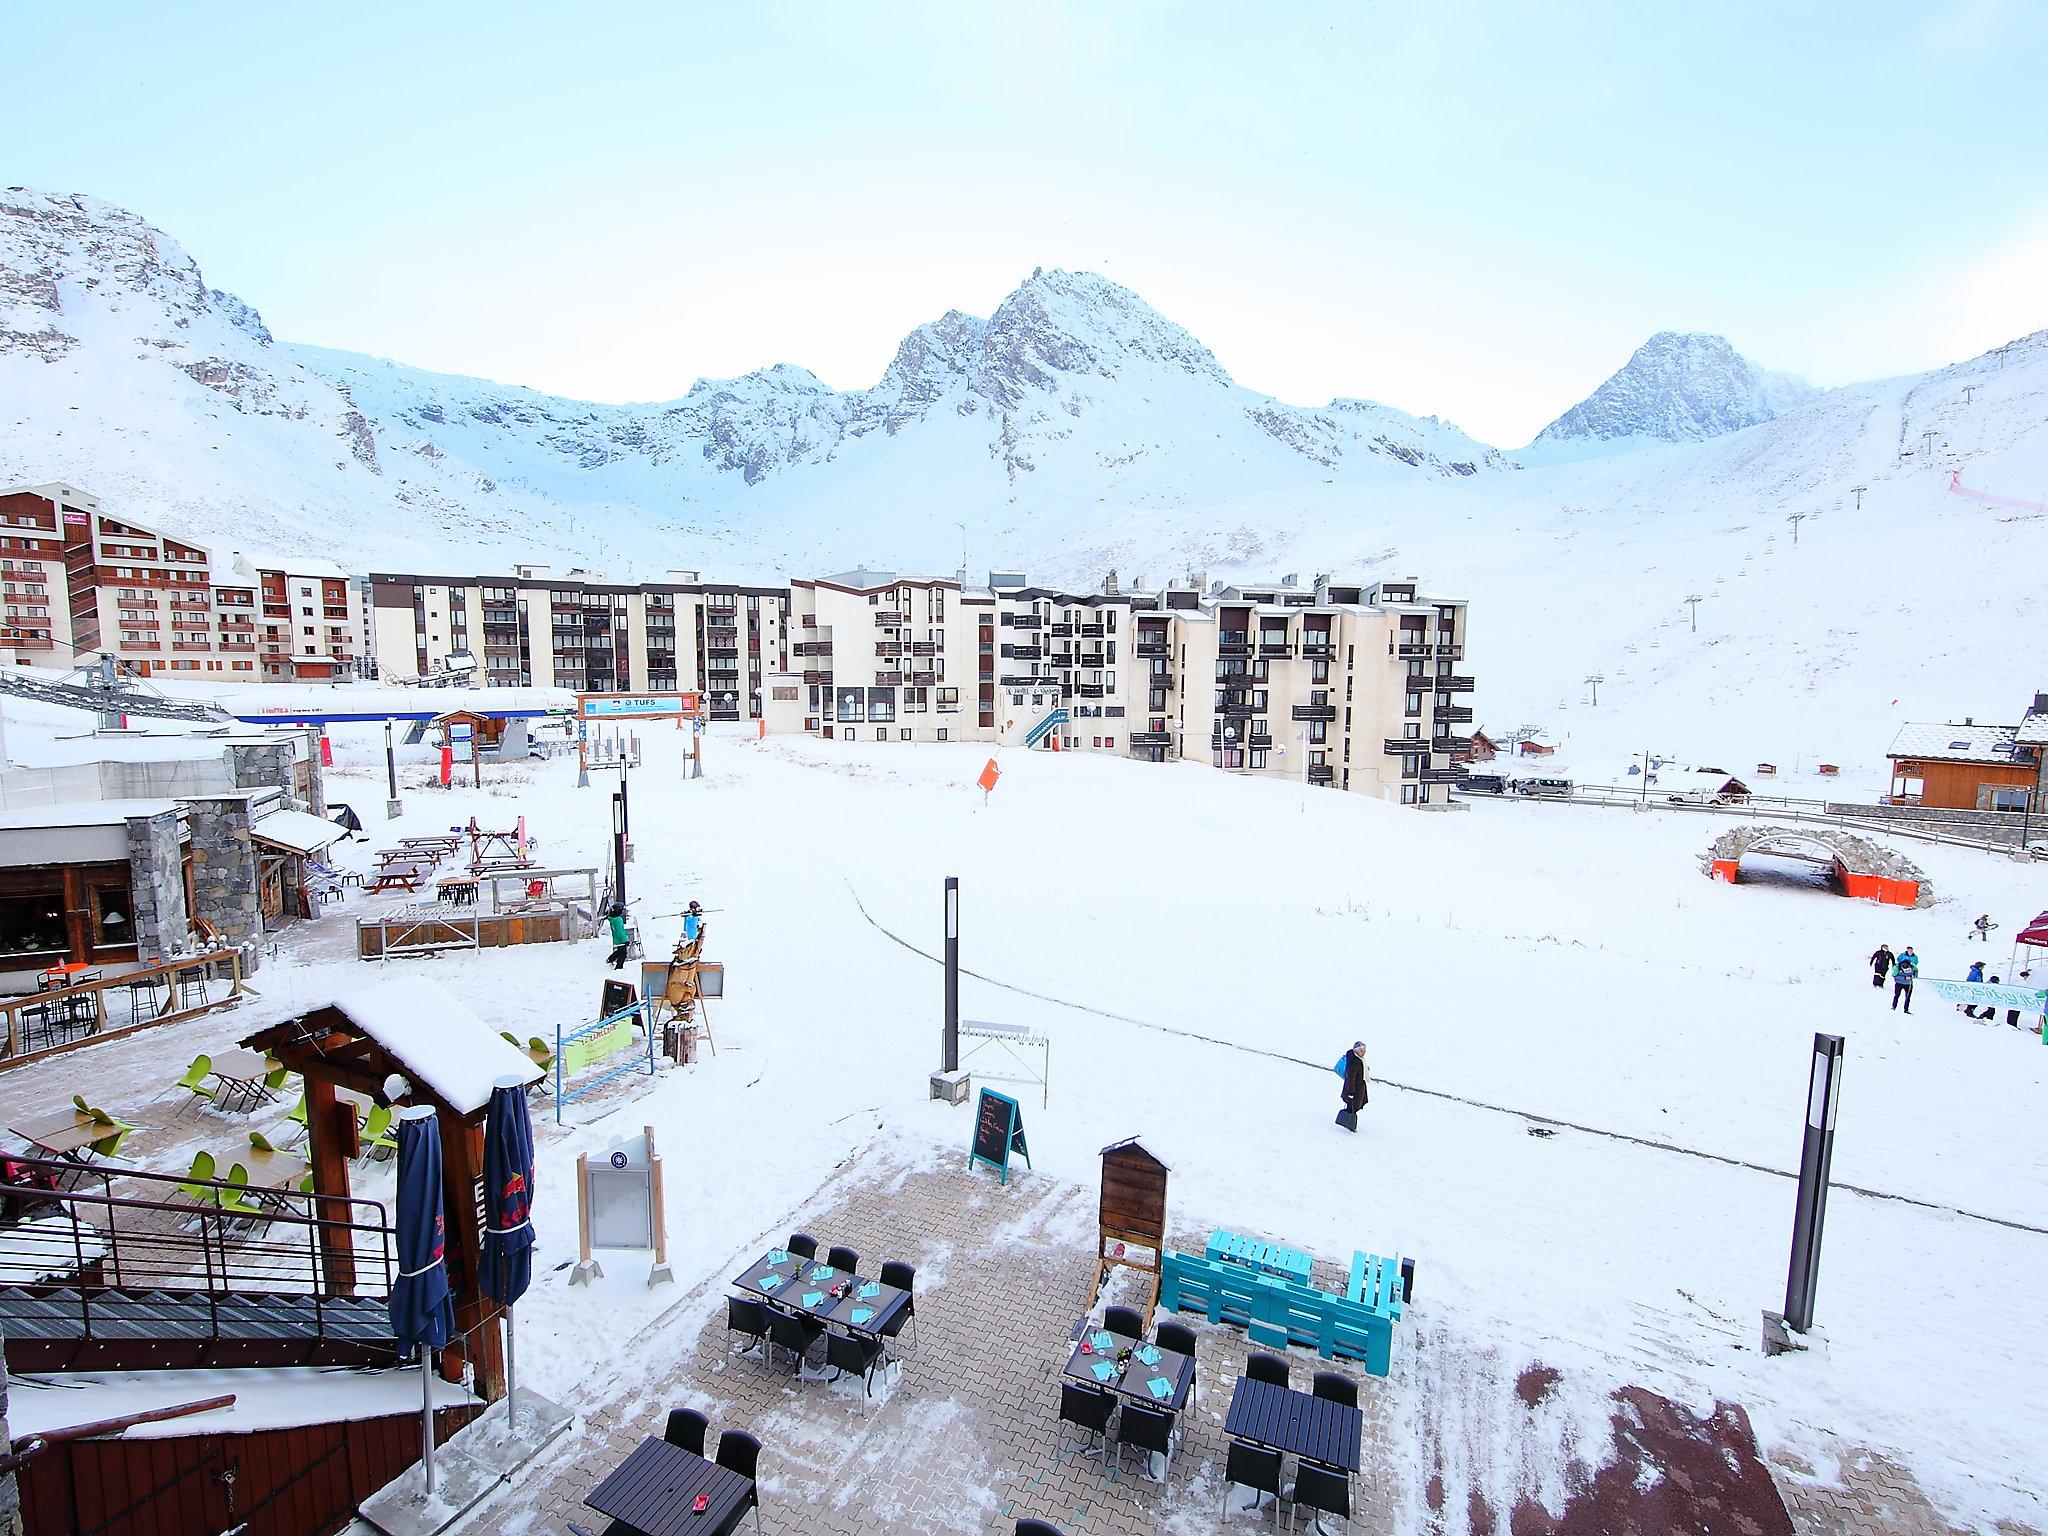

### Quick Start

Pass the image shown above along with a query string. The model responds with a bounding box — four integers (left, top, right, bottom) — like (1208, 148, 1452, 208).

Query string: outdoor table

(36, 962, 90, 991)
(238, 1144, 310, 1192)
(11, 1117, 107, 1163)
(208, 1049, 276, 1113)
(1063, 1327, 1195, 1412)
(585, 1436, 755, 1536)
(733, 1249, 909, 1338)
(1224, 1376, 1363, 1474)
(436, 874, 479, 907)
(369, 865, 432, 893)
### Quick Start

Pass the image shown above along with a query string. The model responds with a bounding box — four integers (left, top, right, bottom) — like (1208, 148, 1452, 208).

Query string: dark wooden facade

(17, 1402, 478, 1536)
(1090, 1138, 1170, 1313)
(0, 857, 162, 972)
(1887, 754, 2037, 811)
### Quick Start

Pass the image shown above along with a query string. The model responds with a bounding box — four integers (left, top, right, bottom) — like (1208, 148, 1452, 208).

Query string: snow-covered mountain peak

(1530, 330, 1821, 450)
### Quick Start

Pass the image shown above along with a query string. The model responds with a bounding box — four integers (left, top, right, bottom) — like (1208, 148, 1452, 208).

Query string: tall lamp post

(610, 783, 628, 912)
(1775, 1033, 1844, 1345)
(384, 718, 403, 820)
(942, 877, 960, 1073)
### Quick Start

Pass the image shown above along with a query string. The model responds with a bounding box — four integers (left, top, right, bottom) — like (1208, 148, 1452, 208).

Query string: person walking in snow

(1971, 913, 1994, 945)
(604, 905, 632, 971)
(1336, 1041, 1369, 1132)
(1868, 943, 1894, 989)
(1962, 959, 1987, 1017)
(1891, 946, 1919, 1013)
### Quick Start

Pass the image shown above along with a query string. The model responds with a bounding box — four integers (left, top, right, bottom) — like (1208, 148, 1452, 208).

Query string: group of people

(1868, 939, 2035, 1027)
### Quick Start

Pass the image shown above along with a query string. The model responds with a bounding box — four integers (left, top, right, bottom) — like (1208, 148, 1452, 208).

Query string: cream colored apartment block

(366, 565, 787, 717)
(775, 567, 1475, 807)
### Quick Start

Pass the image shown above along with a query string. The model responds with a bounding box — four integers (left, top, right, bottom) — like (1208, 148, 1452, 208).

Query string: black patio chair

(1103, 1305, 1146, 1343)
(1312, 1370, 1357, 1408)
(786, 1232, 818, 1259)
(1290, 1461, 1352, 1533)
(1155, 1320, 1196, 1356)
(664, 1407, 708, 1455)
(826, 1329, 886, 1402)
(826, 1244, 859, 1274)
(1016, 1520, 1067, 1536)
(768, 1311, 823, 1374)
(1246, 1351, 1289, 1389)
(878, 1259, 918, 1352)
(1058, 1380, 1114, 1456)
(1223, 1439, 1282, 1524)
(1115, 1400, 1175, 1483)
(716, 1430, 764, 1535)
(726, 1295, 768, 1356)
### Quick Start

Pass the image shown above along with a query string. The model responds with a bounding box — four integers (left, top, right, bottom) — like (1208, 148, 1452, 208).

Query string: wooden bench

(1208, 1228, 1313, 1285)
(1160, 1247, 1403, 1376)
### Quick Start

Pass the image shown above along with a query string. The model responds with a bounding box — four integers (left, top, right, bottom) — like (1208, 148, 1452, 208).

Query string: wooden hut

(242, 973, 541, 1399)
(1090, 1138, 1170, 1314)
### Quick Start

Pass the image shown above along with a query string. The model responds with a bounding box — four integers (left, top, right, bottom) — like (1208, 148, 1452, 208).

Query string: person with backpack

(604, 905, 631, 971)
(1891, 947, 1919, 1013)
(1869, 944, 1894, 989)
(1335, 1041, 1369, 1132)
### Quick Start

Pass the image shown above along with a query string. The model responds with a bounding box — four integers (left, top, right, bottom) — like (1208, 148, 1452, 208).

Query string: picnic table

(436, 874, 480, 907)
(586, 1437, 756, 1536)
(1223, 1376, 1363, 1474)
(236, 1143, 310, 1193)
(208, 1049, 276, 1113)
(369, 863, 433, 893)
(1062, 1326, 1194, 1412)
(733, 1249, 908, 1339)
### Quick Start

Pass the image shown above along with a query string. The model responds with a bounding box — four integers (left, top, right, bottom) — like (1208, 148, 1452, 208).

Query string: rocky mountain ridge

(1531, 330, 1820, 448)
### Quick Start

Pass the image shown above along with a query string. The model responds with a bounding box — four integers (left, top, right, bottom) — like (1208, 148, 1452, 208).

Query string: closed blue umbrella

(481, 1077, 536, 1433)
(391, 1106, 454, 1494)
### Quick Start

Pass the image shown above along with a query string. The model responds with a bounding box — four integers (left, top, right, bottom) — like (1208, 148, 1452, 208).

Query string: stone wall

(123, 808, 190, 962)
(184, 796, 263, 969)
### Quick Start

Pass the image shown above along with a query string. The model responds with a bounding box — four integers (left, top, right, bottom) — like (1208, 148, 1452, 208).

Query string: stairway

(0, 1285, 401, 1371)
(1023, 707, 1069, 748)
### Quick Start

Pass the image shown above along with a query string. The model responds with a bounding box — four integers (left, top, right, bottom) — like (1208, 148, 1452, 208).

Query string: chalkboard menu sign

(600, 979, 639, 1020)
(969, 1088, 1030, 1185)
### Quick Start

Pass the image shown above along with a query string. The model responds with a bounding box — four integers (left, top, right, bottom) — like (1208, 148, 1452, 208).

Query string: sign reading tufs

(577, 692, 702, 720)
(977, 759, 1001, 796)
(968, 1087, 1030, 1186)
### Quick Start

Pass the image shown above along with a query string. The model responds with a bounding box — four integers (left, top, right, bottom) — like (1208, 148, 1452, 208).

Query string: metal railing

(0, 952, 249, 1070)
(0, 1153, 395, 1304)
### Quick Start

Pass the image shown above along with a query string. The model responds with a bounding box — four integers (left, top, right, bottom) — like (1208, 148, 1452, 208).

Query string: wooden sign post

(968, 1087, 1030, 1186)
(1089, 1137, 1169, 1315)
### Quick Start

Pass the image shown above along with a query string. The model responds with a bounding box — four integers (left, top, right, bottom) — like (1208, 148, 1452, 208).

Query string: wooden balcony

(1308, 765, 1336, 785)
(1438, 705, 1474, 724)
(1438, 674, 1475, 692)
(1291, 704, 1336, 722)
(1384, 738, 1424, 755)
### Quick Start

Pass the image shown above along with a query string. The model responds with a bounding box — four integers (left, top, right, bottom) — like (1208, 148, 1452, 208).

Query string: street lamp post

(384, 718, 403, 820)
(1780, 1034, 1844, 1338)
(942, 877, 960, 1073)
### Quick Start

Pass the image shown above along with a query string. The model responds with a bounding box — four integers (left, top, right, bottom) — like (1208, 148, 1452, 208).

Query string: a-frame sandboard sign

(968, 1087, 1030, 1185)
(1088, 1137, 1169, 1316)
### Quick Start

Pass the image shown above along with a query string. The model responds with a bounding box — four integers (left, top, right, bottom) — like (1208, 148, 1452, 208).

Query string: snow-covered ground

(23, 708, 2029, 1529)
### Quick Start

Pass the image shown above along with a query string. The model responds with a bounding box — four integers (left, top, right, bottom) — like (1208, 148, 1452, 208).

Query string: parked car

(1460, 773, 1508, 795)
(1512, 777, 1574, 799)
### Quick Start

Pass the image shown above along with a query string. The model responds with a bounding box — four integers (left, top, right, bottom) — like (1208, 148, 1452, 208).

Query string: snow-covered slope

(1527, 331, 1821, 452)
(4, 187, 2045, 780)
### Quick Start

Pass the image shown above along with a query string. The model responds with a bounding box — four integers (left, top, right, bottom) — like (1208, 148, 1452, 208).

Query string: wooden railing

(0, 950, 251, 1070)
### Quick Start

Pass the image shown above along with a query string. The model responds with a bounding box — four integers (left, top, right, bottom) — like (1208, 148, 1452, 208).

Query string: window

(1250, 749, 1268, 769)
(1012, 693, 1025, 706)
(937, 728, 948, 741)
(1105, 737, 1116, 750)
(900, 728, 912, 742)
(1401, 784, 1419, 804)
(1311, 660, 1329, 683)
(92, 883, 134, 946)
(866, 687, 895, 723)
(836, 688, 865, 723)
(1406, 692, 1424, 716)
(1990, 787, 2031, 812)
(904, 687, 927, 713)
(0, 890, 66, 957)
(937, 686, 960, 712)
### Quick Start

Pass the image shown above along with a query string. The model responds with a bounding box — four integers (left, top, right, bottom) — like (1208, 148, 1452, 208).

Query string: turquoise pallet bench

(1160, 1247, 1404, 1376)
(1207, 1228, 1314, 1286)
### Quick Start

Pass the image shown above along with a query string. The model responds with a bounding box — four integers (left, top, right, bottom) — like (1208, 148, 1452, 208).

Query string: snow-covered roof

(1887, 722, 2023, 764)
(6, 1366, 476, 1439)
(2016, 705, 2048, 745)
(328, 974, 542, 1113)
(0, 798, 180, 829)
(818, 568, 902, 590)
(250, 807, 344, 855)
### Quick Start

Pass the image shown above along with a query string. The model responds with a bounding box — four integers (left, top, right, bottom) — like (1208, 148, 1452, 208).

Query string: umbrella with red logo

(482, 1077, 536, 1434)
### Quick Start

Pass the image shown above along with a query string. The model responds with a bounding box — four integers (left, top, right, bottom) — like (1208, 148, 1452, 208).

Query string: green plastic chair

(86, 1108, 135, 1160)
(173, 1054, 215, 1113)
(71, 1093, 93, 1116)
(500, 1031, 524, 1049)
(217, 1164, 268, 1225)
(248, 1130, 282, 1154)
(263, 1059, 292, 1094)
(176, 1150, 219, 1206)
(360, 1104, 397, 1161)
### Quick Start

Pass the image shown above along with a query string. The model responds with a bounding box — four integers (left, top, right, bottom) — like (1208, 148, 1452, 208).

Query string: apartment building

(782, 569, 997, 740)
(0, 483, 363, 682)
(769, 568, 1475, 806)
(367, 566, 788, 718)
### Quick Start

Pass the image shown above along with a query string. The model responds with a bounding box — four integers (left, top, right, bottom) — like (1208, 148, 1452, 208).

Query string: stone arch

(1702, 824, 1932, 907)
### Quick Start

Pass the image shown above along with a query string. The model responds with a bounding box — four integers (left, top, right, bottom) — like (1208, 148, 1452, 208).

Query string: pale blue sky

(9, 0, 2045, 444)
